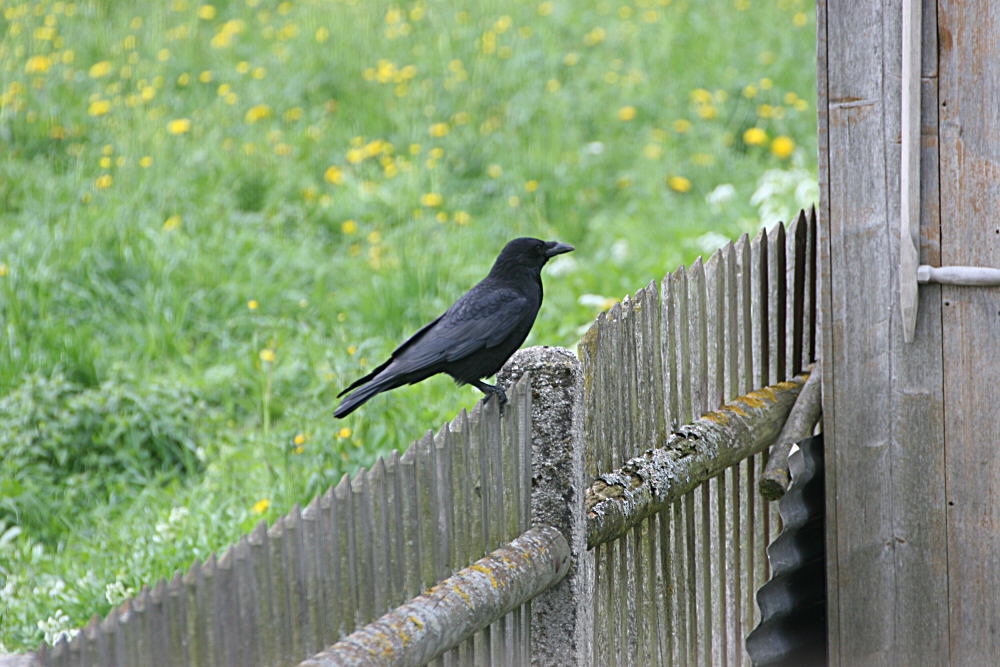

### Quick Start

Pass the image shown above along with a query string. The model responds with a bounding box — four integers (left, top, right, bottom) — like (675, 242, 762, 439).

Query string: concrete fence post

(498, 346, 594, 666)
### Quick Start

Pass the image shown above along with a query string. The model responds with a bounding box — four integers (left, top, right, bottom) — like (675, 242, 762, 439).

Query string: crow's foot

(472, 380, 508, 416)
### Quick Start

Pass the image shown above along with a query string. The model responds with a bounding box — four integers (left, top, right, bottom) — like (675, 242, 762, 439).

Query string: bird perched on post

(334, 237, 574, 418)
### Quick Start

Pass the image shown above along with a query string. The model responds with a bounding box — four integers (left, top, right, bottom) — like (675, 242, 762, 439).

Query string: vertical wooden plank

(366, 460, 388, 620)
(705, 251, 726, 412)
(661, 271, 679, 431)
(740, 456, 755, 659)
(788, 211, 808, 375)
(213, 549, 237, 666)
(397, 446, 421, 602)
(656, 508, 672, 664)
(673, 268, 693, 424)
(725, 464, 743, 667)
(318, 487, 341, 642)
(712, 474, 728, 667)
(285, 506, 308, 662)
(688, 258, 708, 417)
(734, 234, 754, 395)
(751, 228, 769, 389)
(698, 483, 713, 666)
(333, 474, 359, 632)
(249, 521, 274, 665)
(266, 521, 292, 662)
(939, 1, 1000, 663)
(768, 222, 787, 384)
(231, 537, 256, 667)
(299, 497, 322, 657)
(352, 470, 375, 628)
(670, 501, 686, 667)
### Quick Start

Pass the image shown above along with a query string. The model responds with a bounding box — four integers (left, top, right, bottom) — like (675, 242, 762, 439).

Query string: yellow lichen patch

(740, 395, 766, 408)
(775, 380, 800, 391)
(724, 404, 749, 417)
(755, 386, 778, 401)
(453, 584, 472, 606)
(702, 411, 730, 424)
(408, 615, 424, 630)
(471, 564, 499, 589)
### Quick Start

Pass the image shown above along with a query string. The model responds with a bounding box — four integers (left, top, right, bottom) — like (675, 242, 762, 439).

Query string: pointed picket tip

(250, 519, 268, 545)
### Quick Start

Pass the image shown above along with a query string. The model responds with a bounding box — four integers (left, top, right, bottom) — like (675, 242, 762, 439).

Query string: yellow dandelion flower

(793, 11, 808, 27)
(88, 99, 111, 116)
(583, 27, 606, 46)
(89, 61, 112, 78)
(420, 192, 443, 207)
(454, 210, 471, 225)
(643, 143, 663, 159)
(252, 67, 266, 80)
(429, 122, 449, 138)
(697, 105, 717, 120)
(538, 1, 554, 16)
(163, 215, 182, 231)
(546, 78, 561, 92)
(294, 445, 305, 455)
(177, 72, 191, 86)
(564, 52, 579, 66)
(508, 195, 520, 207)
(487, 164, 503, 178)
(794, 99, 809, 112)
(284, 107, 303, 122)
(672, 118, 692, 133)
(167, 118, 191, 135)
(690, 88, 712, 104)
(771, 136, 795, 159)
(252, 498, 270, 514)
(743, 127, 767, 145)
(99, 156, 112, 169)
(197, 4, 216, 20)
(347, 345, 357, 355)
(95, 174, 113, 189)
(743, 84, 758, 98)
(139, 156, 153, 168)
(341, 220, 358, 234)
(24, 55, 53, 73)
(760, 77, 773, 90)
(0, 263, 8, 277)
(157, 49, 170, 62)
(324, 166, 344, 184)
(338, 427, 352, 439)
(259, 348, 275, 363)
(294, 433, 306, 445)
(618, 106, 637, 121)
(757, 104, 774, 119)
(667, 176, 692, 193)
(247, 299, 258, 310)
(316, 27, 330, 42)
(429, 147, 444, 159)
(346, 148, 365, 164)
(525, 180, 539, 192)
(199, 70, 213, 83)
(244, 104, 271, 123)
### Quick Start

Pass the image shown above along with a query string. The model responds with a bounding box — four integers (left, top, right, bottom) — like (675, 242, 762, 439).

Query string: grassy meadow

(0, 0, 816, 651)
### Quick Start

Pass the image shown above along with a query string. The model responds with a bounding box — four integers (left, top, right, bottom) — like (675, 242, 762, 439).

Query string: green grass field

(0, 0, 816, 651)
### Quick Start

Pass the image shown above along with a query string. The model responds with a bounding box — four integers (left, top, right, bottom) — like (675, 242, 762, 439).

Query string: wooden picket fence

(25, 210, 818, 667)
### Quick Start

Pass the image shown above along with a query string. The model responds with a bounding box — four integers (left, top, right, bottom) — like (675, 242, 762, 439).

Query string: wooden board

(938, 1, 1000, 663)
(818, 0, 949, 664)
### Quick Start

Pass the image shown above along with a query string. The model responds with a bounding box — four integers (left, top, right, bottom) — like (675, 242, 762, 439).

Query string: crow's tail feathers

(334, 375, 393, 418)
(334, 356, 412, 418)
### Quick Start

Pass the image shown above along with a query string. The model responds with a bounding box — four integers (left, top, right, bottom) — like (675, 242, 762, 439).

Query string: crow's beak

(544, 241, 575, 258)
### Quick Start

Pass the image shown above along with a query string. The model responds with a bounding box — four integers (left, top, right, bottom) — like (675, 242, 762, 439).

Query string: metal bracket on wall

(899, 0, 1000, 343)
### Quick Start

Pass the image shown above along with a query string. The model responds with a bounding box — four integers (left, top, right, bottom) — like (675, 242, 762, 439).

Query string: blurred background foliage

(0, 0, 816, 650)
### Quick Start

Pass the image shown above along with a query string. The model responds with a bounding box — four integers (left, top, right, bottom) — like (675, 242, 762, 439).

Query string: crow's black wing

(336, 312, 445, 397)
(393, 284, 531, 369)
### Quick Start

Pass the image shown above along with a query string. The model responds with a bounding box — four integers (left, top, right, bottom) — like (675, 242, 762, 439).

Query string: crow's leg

(470, 379, 507, 414)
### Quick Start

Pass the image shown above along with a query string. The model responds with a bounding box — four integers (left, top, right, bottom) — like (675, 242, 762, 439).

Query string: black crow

(334, 237, 574, 418)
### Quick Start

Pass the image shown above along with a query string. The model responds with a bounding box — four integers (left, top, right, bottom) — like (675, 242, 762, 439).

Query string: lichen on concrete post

(498, 346, 594, 666)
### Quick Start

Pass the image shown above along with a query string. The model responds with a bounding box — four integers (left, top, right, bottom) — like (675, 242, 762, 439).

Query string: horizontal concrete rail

(299, 526, 570, 667)
(585, 374, 808, 548)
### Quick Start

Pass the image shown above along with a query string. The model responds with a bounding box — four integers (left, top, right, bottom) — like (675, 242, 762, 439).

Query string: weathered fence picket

(21, 211, 818, 667)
